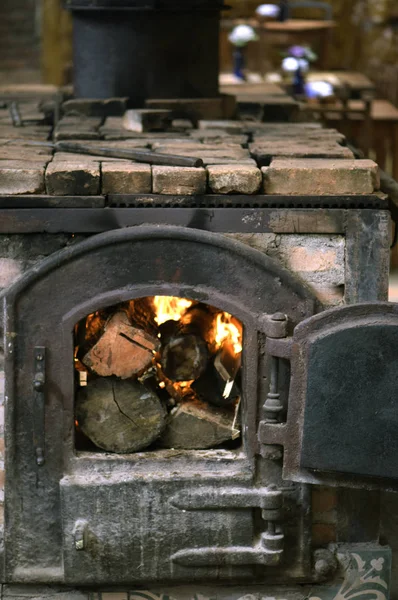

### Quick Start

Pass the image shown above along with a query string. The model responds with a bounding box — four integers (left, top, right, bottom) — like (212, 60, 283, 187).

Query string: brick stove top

(0, 99, 383, 204)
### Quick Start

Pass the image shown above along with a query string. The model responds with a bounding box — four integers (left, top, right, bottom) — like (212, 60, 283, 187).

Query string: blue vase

(279, 0, 289, 21)
(293, 66, 305, 96)
(233, 47, 246, 81)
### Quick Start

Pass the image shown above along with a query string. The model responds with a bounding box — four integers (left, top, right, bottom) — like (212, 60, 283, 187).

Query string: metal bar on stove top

(0, 194, 387, 210)
(107, 193, 388, 210)
(0, 207, 374, 234)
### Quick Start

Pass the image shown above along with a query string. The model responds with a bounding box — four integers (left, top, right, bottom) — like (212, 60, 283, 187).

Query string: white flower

(229, 24, 259, 47)
(255, 4, 280, 18)
(305, 80, 334, 98)
(282, 57, 299, 72)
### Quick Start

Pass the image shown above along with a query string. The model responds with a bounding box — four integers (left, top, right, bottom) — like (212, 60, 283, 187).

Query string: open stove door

(259, 302, 398, 489)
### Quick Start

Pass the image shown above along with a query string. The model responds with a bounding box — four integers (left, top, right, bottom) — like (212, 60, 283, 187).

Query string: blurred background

(1, 0, 397, 104)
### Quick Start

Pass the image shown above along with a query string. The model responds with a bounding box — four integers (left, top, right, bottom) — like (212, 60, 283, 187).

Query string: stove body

(0, 198, 393, 599)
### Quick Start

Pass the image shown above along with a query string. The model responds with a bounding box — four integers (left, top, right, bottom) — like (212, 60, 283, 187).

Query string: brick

(189, 130, 248, 145)
(312, 486, 338, 525)
(0, 258, 23, 288)
(0, 147, 52, 161)
(54, 129, 100, 141)
(198, 120, 247, 133)
(262, 159, 380, 195)
(152, 166, 206, 195)
(315, 285, 344, 307)
(63, 97, 128, 118)
(312, 523, 337, 546)
(207, 164, 261, 194)
(146, 95, 237, 120)
(204, 158, 257, 166)
(151, 142, 244, 151)
(45, 161, 100, 196)
(223, 233, 345, 305)
(102, 162, 152, 194)
(0, 162, 44, 194)
(52, 153, 101, 163)
(123, 108, 173, 133)
(154, 146, 249, 161)
(250, 142, 354, 165)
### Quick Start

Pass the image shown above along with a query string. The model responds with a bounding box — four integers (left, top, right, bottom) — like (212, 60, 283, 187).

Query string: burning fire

(153, 296, 193, 326)
(214, 312, 242, 355)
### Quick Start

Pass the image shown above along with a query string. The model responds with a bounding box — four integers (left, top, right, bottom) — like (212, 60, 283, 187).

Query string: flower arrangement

(281, 44, 317, 74)
(228, 24, 259, 80)
(281, 45, 318, 95)
(228, 24, 259, 47)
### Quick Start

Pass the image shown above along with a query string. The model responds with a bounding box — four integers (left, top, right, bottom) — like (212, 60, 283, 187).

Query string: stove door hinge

(170, 486, 284, 567)
(258, 314, 292, 451)
(33, 346, 46, 467)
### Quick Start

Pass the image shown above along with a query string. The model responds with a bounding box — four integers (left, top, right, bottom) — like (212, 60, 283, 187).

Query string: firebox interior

(74, 296, 243, 454)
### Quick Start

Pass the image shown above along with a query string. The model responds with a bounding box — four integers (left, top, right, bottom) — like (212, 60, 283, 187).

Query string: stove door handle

(171, 530, 284, 567)
(33, 346, 46, 467)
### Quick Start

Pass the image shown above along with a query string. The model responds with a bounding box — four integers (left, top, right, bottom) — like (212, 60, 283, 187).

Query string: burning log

(192, 340, 241, 407)
(180, 304, 217, 346)
(76, 377, 166, 453)
(82, 310, 159, 379)
(158, 304, 214, 382)
(160, 333, 208, 382)
(158, 398, 240, 450)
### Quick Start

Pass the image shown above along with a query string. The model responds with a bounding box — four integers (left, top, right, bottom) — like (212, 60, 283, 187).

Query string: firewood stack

(74, 297, 242, 453)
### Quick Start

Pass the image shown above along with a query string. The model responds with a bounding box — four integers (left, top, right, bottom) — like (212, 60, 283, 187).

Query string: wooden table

(307, 71, 376, 99)
(319, 99, 398, 180)
(261, 19, 336, 68)
(219, 82, 288, 99)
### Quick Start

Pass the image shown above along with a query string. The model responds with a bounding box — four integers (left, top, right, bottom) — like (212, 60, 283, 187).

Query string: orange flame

(215, 312, 242, 354)
(153, 296, 192, 326)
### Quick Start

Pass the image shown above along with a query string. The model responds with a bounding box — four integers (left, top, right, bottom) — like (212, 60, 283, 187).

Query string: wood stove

(0, 99, 394, 598)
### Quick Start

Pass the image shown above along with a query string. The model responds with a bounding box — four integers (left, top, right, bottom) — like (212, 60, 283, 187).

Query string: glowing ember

(214, 312, 242, 354)
(153, 296, 192, 326)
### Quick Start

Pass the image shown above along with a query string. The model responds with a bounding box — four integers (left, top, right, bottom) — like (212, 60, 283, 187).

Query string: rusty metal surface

(0, 207, 382, 235)
(3, 226, 318, 585)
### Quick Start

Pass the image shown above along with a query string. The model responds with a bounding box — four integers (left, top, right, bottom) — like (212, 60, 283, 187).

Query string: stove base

(0, 544, 392, 599)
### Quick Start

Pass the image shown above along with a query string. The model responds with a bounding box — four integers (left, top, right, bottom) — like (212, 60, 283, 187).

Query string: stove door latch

(170, 486, 284, 567)
(33, 346, 46, 467)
